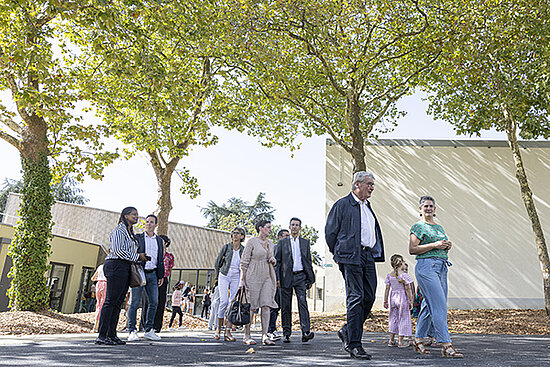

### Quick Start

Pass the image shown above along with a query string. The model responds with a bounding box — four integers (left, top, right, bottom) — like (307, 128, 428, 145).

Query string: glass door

(48, 263, 70, 312)
(74, 267, 94, 313)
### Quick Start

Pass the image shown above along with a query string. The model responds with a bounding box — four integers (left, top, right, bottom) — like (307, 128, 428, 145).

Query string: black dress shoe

(337, 327, 348, 349)
(95, 336, 116, 345)
(302, 331, 314, 342)
(112, 336, 126, 345)
(346, 346, 372, 360)
(283, 335, 291, 343)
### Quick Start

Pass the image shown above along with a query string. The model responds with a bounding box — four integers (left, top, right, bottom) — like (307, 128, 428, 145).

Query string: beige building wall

(0, 224, 101, 313)
(325, 139, 550, 311)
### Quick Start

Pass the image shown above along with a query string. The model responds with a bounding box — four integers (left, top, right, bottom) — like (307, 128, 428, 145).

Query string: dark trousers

(280, 271, 310, 337)
(154, 277, 168, 332)
(98, 259, 131, 339)
(169, 306, 183, 327)
(338, 248, 377, 349)
(201, 303, 211, 319)
(268, 288, 280, 334)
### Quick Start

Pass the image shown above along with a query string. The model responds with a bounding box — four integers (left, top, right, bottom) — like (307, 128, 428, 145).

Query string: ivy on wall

(7, 157, 54, 311)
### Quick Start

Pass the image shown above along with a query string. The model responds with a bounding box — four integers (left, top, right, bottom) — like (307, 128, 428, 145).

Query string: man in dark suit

(267, 229, 289, 341)
(325, 171, 385, 360)
(127, 214, 165, 342)
(275, 217, 315, 343)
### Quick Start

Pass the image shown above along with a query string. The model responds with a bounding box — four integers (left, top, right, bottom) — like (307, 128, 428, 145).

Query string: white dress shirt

(144, 232, 158, 270)
(352, 192, 376, 248)
(290, 236, 304, 272)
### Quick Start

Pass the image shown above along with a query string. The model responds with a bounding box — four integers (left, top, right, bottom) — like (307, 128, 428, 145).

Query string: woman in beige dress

(239, 220, 278, 345)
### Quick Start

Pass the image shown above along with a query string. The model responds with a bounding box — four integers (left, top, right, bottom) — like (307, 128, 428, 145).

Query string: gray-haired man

(325, 171, 385, 359)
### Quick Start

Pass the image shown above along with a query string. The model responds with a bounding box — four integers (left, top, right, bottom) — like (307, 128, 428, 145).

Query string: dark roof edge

(326, 138, 550, 148)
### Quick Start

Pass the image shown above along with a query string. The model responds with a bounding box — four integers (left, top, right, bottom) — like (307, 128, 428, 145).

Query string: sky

(0, 92, 508, 253)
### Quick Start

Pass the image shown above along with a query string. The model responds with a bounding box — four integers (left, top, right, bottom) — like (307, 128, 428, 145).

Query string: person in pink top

(383, 254, 414, 348)
(169, 282, 185, 330)
(92, 264, 107, 332)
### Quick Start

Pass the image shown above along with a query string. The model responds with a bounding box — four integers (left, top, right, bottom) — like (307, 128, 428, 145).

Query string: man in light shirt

(127, 214, 165, 342)
(325, 172, 385, 360)
(275, 218, 315, 343)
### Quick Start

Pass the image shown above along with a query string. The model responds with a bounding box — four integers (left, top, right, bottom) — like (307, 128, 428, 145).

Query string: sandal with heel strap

(442, 344, 463, 358)
(413, 340, 431, 355)
(224, 334, 236, 342)
(243, 338, 256, 345)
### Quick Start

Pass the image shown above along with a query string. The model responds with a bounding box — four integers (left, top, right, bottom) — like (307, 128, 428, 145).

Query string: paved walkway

(1, 330, 549, 366)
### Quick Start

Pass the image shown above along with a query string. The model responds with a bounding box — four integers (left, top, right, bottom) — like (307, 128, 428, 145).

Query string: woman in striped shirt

(96, 207, 147, 345)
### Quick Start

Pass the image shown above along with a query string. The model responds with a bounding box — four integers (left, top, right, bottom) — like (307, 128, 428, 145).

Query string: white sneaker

(269, 331, 282, 341)
(177, 326, 186, 330)
(144, 330, 161, 341)
(128, 331, 140, 342)
(168, 327, 176, 331)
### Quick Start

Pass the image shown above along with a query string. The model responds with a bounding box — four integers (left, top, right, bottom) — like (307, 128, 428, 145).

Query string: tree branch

(0, 130, 23, 152)
(0, 116, 23, 135)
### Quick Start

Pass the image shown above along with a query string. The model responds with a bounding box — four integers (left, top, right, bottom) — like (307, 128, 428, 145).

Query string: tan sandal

(413, 340, 431, 354)
(224, 334, 236, 342)
(243, 338, 256, 345)
(387, 340, 397, 347)
(262, 338, 275, 345)
(398, 340, 410, 348)
(442, 344, 463, 358)
(214, 333, 220, 340)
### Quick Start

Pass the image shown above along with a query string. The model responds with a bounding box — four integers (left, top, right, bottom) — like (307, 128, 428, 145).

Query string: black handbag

(226, 288, 251, 326)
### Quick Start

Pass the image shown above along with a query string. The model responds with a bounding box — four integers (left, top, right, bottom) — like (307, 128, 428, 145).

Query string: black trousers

(338, 248, 377, 349)
(280, 271, 310, 336)
(98, 259, 131, 339)
(201, 303, 210, 319)
(268, 288, 280, 334)
(154, 277, 168, 332)
(169, 306, 183, 327)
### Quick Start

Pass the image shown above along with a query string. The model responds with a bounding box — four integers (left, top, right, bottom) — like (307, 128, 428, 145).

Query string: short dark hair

(159, 234, 170, 248)
(277, 229, 289, 238)
(255, 219, 271, 233)
(289, 217, 302, 225)
(232, 227, 246, 242)
(146, 214, 158, 224)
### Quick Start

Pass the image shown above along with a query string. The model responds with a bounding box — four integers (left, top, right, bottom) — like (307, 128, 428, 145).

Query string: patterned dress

(240, 237, 277, 310)
(385, 273, 413, 336)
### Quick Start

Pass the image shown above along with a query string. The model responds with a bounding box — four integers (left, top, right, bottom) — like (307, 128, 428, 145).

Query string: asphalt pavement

(0, 330, 548, 366)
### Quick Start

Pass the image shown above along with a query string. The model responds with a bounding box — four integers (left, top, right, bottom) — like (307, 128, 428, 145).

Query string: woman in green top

(409, 196, 463, 358)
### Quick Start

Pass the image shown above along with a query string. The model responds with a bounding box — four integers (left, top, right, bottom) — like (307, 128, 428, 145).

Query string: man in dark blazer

(275, 217, 315, 343)
(325, 171, 385, 360)
(127, 214, 165, 342)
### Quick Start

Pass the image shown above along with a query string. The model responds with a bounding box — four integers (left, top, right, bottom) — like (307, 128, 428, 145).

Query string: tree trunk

(7, 115, 53, 311)
(348, 90, 367, 173)
(149, 151, 179, 236)
(504, 110, 550, 316)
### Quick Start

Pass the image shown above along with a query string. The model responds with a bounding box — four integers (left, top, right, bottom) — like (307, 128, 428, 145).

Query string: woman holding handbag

(96, 207, 148, 346)
(213, 227, 246, 341)
(239, 220, 278, 346)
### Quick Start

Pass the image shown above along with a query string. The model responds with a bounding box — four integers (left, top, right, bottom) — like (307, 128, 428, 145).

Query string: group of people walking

(95, 208, 174, 345)
(94, 170, 463, 360)
(326, 171, 463, 359)
(213, 218, 315, 345)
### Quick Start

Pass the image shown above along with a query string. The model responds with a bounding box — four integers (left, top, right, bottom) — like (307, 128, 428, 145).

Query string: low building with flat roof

(1, 193, 231, 314)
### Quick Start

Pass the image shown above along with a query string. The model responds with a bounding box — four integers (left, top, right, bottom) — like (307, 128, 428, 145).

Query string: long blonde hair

(390, 254, 406, 284)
